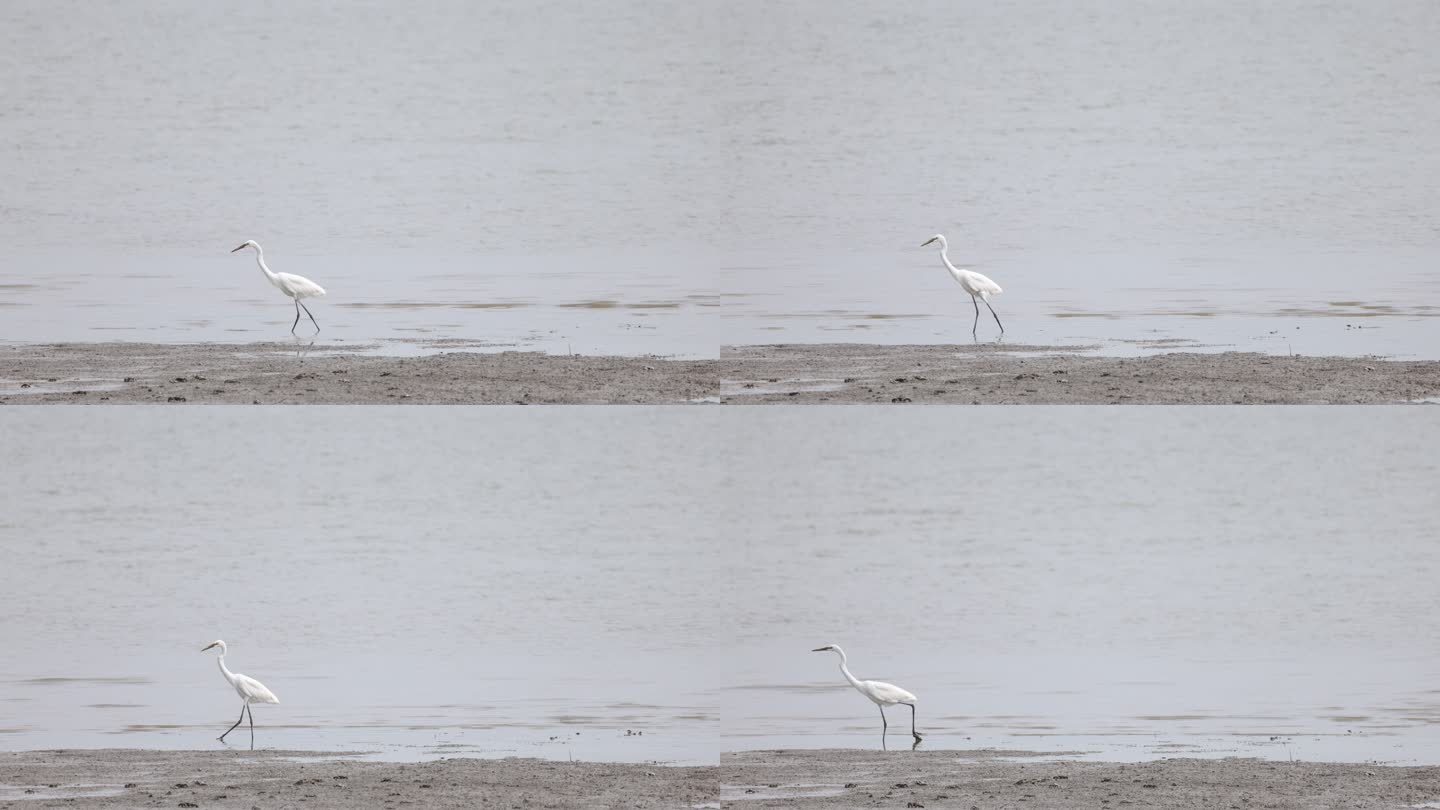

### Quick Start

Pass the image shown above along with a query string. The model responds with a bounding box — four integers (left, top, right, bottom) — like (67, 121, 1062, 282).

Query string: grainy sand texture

(5, 342, 1439, 405)
(0, 343, 717, 405)
(721, 749, 1440, 809)
(721, 343, 1440, 404)
(0, 750, 717, 809)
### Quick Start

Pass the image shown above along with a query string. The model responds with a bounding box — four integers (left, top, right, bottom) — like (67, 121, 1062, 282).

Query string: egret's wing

(276, 272, 326, 298)
(971, 271, 1002, 296)
(234, 673, 280, 704)
(866, 680, 918, 704)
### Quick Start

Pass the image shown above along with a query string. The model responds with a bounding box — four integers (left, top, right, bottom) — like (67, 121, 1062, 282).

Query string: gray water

(716, 408, 1440, 764)
(4, 408, 1437, 765)
(713, 0, 1440, 357)
(0, 1, 719, 355)
(0, 408, 721, 763)
(3, 1, 1437, 355)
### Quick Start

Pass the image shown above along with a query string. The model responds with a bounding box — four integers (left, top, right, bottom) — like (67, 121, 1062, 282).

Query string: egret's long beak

(921, 238, 936, 247)
(201, 643, 217, 651)
(230, 244, 247, 253)
(811, 647, 829, 652)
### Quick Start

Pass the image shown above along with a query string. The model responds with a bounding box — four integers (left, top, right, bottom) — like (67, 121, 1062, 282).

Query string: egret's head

(230, 240, 259, 253)
(201, 640, 227, 655)
(920, 234, 946, 249)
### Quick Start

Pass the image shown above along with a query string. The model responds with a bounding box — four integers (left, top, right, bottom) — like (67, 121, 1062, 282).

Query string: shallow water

(3, 408, 1437, 765)
(710, 0, 1440, 357)
(0, 408, 720, 764)
(715, 408, 1440, 764)
(4, 2, 1438, 356)
(720, 249, 1440, 359)
(0, 251, 716, 358)
(0, 1, 718, 356)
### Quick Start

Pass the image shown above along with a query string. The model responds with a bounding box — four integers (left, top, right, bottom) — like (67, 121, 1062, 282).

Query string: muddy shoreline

(720, 343, 1440, 404)
(721, 749, 1440, 809)
(0, 749, 717, 809)
(0, 343, 716, 405)
(3, 342, 1439, 404)
(10, 748, 1439, 809)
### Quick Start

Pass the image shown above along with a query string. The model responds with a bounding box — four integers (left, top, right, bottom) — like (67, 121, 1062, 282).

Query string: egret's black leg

(984, 299, 1004, 334)
(299, 300, 320, 333)
(908, 703, 923, 742)
(291, 300, 302, 334)
(220, 703, 246, 741)
(970, 295, 980, 335)
(247, 703, 255, 747)
(879, 704, 888, 736)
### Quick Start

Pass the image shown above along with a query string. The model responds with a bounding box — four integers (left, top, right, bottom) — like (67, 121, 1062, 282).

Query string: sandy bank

(5, 342, 1438, 405)
(0, 343, 716, 405)
(722, 748, 1440, 808)
(721, 343, 1440, 403)
(0, 749, 717, 809)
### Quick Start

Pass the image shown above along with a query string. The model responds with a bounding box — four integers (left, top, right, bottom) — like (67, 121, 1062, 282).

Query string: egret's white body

(202, 640, 278, 746)
(230, 240, 326, 334)
(921, 234, 1004, 336)
(812, 644, 922, 743)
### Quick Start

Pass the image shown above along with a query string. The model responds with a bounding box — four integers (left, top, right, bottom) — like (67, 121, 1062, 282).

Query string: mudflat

(5, 342, 1439, 405)
(0, 749, 717, 809)
(721, 749, 1440, 809)
(721, 343, 1440, 404)
(0, 343, 716, 405)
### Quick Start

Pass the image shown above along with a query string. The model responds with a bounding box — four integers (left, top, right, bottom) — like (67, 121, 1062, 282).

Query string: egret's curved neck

(216, 651, 237, 684)
(250, 248, 277, 282)
(832, 648, 863, 690)
(934, 238, 957, 272)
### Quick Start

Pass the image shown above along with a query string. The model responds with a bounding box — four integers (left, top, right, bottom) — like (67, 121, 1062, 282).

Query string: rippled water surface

(710, 0, 1440, 356)
(716, 408, 1440, 764)
(3, 409, 1437, 765)
(3, 1, 1437, 355)
(0, 1, 718, 355)
(0, 408, 720, 763)
(0, 251, 716, 357)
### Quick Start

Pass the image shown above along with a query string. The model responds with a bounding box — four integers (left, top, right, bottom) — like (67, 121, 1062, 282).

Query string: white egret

(201, 640, 279, 746)
(812, 644, 922, 743)
(920, 234, 1004, 336)
(230, 240, 326, 334)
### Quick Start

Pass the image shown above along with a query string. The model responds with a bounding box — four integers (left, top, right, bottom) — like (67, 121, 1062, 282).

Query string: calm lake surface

(716, 408, 1440, 764)
(0, 1, 718, 356)
(4, 408, 1435, 764)
(3, 1, 1437, 356)
(712, 0, 1440, 357)
(0, 408, 721, 763)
